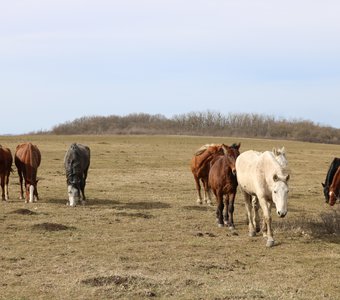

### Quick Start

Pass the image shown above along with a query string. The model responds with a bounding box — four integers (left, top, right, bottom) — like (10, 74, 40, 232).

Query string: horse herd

(191, 143, 339, 247)
(0, 142, 90, 207)
(0, 141, 339, 247)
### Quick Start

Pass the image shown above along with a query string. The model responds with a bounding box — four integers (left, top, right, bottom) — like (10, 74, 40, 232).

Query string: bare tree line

(49, 111, 340, 144)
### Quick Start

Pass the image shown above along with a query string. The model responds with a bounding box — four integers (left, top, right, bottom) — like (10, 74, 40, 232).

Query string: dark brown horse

(0, 145, 13, 200)
(15, 143, 41, 203)
(190, 144, 226, 205)
(208, 143, 240, 228)
(329, 166, 340, 206)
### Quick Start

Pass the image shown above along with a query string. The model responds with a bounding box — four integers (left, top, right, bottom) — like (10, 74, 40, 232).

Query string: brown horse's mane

(194, 144, 220, 156)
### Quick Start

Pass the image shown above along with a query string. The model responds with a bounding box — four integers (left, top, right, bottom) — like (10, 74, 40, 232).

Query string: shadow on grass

(182, 205, 213, 212)
(117, 201, 171, 210)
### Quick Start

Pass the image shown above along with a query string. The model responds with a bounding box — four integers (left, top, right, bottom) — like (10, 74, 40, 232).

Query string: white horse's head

(272, 174, 290, 217)
(67, 185, 80, 207)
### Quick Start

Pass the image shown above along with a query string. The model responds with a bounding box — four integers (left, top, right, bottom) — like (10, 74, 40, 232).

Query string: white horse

(236, 150, 290, 247)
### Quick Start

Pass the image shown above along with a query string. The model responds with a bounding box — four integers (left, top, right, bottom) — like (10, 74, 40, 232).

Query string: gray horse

(64, 143, 90, 206)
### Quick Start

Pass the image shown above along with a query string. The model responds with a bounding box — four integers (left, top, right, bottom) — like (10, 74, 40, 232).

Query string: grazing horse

(64, 143, 90, 207)
(329, 166, 340, 206)
(15, 143, 41, 203)
(322, 158, 340, 203)
(0, 145, 13, 200)
(236, 150, 290, 247)
(208, 144, 240, 228)
(190, 144, 226, 205)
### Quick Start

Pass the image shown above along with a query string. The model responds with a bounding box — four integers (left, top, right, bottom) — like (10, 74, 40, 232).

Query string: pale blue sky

(1, 0, 340, 134)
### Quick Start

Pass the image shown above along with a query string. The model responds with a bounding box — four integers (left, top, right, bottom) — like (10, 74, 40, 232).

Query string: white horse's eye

(274, 191, 277, 194)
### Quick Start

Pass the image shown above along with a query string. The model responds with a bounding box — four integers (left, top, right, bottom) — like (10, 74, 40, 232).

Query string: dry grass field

(1, 135, 340, 300)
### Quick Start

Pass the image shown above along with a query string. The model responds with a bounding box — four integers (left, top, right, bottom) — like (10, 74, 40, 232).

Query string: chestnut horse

(15, 143, 41, 203)
(0, 145, 13, 200)
(208, 144, 240, 228)
(322, 157, 340, 203)
(190, 144, 227, 205)
(329, 166, 340, 206)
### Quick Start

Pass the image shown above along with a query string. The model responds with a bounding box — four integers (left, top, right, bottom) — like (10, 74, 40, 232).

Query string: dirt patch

(32, 222, 75, 232)
(81, 275, 131, 287)
(11, 209, 37, 215)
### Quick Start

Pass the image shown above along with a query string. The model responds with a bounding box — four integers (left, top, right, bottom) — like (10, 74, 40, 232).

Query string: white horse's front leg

(259, 198, 274, 247)
(244, 193, 256, 236)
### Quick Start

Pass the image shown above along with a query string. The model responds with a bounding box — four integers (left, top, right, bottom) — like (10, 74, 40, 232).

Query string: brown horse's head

(329, 190, 337, 206)
(221, 143, 241, 175)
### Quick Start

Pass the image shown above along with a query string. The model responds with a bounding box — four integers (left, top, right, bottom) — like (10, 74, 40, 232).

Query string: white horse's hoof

(196, 200, 203, 205)
(228, 226, 235, 231)
(266, 240, 275, 247)
(217, 223, 224, 228)
(249, 231, 256, 237)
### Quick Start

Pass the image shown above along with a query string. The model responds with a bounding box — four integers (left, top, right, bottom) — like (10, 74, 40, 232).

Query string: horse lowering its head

(0, 145, 13, 201)
(15, 143, 41, 203)
(322, 158, 340, 203)
(64, 143, 91, 207)
(209, 143, 241, 228)
(329, 166, 340, 206)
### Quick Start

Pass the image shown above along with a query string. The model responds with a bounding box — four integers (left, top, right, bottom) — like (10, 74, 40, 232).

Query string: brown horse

(190, 144, 226, 205)
(0, 145, 13, 200)
(15, 143, 41, 203)
(208, 144, 240, 228)
(329, 166, 340, 206)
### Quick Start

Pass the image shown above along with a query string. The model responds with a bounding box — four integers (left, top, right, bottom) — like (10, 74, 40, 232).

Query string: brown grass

(1, 135, 340, 299)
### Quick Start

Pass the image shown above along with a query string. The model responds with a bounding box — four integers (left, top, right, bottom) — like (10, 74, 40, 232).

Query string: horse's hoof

(249, 231, 256, 237)
(217, 223, 224, 228)
(196, 200, 203, 205)
(266, 239, 275, 247)
(228, 226, 235, 231)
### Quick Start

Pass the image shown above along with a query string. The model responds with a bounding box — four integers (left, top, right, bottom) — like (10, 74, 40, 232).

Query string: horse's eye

(274, 191, 277, 194)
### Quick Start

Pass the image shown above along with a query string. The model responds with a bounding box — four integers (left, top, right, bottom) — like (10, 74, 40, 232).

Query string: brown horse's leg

(216, 191, 224, 227)
(1, 175, 5, 200)
(194, 176, 203, 204)
(18, 170, 24, 200)
(203, 178, 212, 205)
(252, 196, 261, 233)
(226, 193, 236, 229)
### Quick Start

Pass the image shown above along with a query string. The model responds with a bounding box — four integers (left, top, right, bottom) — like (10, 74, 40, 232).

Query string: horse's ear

(285, 174, 290, 182)
(221, 144, 229, 154)
(273, 174, 279, 182)
(321, 183, 325, 188)
(281, 146, 285, 154)
(272, 147, 278, 155)
(236, 143, 241, 150)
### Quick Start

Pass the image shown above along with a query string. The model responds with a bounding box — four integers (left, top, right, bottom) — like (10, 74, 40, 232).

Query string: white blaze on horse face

(272, 181, 289, 217)
(68, 185, 80, 207)
(29, 185, 34, 203)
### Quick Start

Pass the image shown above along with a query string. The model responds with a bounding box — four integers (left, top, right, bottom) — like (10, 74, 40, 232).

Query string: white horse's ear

(280, 147, 285, 154)
(272, 147, 277, 155)
(273, 174, 279, 182)
(286, 174, 290, 181)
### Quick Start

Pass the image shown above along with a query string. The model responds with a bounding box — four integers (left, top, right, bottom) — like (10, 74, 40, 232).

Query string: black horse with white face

(64, 143, 90, 207)
(322, 157, 340, 203)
